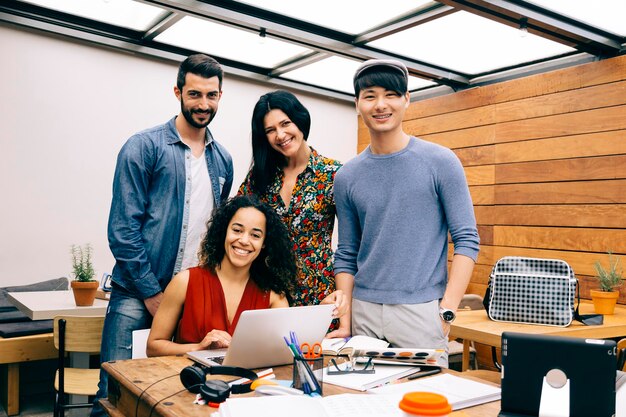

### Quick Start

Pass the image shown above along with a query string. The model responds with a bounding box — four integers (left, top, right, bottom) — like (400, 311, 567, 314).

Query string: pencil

(407, 368, 442, 380)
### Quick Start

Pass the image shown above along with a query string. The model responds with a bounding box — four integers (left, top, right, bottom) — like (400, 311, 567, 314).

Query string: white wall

(0, 24, 357, 287)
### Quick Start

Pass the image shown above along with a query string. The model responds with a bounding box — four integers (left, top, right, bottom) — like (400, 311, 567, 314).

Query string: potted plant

(590, 252, 624, 315)
(70, 244, 98, 306)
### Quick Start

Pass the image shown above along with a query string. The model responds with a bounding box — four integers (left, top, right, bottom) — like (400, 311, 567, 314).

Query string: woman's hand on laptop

(321, 290, 348, 318)
(199, 329, 232, 349)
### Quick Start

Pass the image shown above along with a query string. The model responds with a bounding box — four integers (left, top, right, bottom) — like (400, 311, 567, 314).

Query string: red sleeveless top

(175, 267, 271, 343)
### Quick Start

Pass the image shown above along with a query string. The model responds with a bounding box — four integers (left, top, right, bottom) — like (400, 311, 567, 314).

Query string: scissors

(300, 342, 322, 360)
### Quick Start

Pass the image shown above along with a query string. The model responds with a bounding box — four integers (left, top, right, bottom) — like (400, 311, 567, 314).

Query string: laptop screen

(500, 332, 616, 417)
(186, 304, 334, 369)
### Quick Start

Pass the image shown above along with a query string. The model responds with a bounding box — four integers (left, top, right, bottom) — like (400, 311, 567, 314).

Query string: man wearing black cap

(331, 59, 479, 365)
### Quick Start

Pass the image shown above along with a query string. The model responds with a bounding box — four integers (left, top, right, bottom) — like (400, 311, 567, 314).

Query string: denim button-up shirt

(108, 117, 233, 300)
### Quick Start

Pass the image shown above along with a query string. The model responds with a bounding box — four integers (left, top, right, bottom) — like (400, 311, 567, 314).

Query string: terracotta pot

(70, 280, 99, 306)
(590, 289, 619, 315)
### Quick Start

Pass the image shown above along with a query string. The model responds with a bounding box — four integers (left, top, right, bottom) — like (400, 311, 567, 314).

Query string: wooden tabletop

(450, 302, 626, 348)
(102, 356, 500, 417)
(7, 290, 108, 320)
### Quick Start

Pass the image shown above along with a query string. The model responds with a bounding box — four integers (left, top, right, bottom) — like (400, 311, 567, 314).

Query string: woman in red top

(147, 195, 296, 356)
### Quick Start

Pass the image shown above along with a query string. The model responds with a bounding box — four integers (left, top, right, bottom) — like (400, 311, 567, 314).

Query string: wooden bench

(0, 333, 57, 415)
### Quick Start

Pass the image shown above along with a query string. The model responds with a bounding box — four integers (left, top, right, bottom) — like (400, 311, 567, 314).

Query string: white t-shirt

(180, 152, 214, 270)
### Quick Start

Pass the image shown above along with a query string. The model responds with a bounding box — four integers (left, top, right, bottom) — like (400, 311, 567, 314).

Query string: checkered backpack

(483, 256, 602, 327)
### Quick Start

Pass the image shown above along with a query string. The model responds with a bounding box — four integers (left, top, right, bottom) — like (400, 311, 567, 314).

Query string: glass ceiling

(4, 0, 624, 101)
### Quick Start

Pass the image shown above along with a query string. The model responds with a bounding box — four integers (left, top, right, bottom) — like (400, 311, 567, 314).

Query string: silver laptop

(186, 304, 334, 369)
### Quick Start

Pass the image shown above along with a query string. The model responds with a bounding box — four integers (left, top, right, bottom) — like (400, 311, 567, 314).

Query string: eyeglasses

(327, 356, 375, 375)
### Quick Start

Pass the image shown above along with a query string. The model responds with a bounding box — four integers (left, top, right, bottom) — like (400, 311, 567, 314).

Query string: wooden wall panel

(493, 226, 626, 253)
(494, 80, 626, 123)
(469, 186, 495, 205)
(495, 155, 626, 184)
(357, 55, 626, 314)
(491, 205, 626, 228)
(494, 180, 626, 204)
(495, 105, 626, 143)
(453, 145, 495, 167)
(494, 131, 626, 164)
(422, 125, 495, 149)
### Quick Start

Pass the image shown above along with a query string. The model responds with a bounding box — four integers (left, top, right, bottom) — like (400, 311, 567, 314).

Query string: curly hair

(198, 195, 296, 303)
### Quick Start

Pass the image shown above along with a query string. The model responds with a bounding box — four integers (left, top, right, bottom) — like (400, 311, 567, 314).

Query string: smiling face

(222, 207, 266, 270)
(356, 86, 409, 137)
(175, 73, 221, 129)
(263, 109, 307, 159)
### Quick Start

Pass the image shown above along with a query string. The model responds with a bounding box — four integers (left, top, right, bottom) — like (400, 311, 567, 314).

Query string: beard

(180, 97, 215, 129)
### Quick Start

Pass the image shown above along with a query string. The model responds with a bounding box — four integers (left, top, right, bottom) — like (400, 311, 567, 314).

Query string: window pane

(529, 0, 625, 36)
(369, 11, 575, 74)
(20, 0, 167, 31)
(281, 56, 434, 94)
(235, 0, 429, 34)
(155, 16, 311, 68)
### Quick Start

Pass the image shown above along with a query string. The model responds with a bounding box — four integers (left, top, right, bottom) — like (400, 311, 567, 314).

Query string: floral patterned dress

(238, 147, 342, 307)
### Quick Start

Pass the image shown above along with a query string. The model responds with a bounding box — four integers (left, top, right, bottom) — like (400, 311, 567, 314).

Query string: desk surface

(7, 290, 108, 320)
(451, 303, 626, 348)
(102, 356, 501, 417)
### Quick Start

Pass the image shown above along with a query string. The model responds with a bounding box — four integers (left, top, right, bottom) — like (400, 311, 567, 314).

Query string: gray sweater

(333, 137, 479, 304)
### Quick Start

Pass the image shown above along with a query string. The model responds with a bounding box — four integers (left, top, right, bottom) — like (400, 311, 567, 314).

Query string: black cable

(134, 373, 180, 417)
(148, 387, 192, 417)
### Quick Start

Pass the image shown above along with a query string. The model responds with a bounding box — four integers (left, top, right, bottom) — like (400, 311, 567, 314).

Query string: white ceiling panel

(281, 56, 435, 94)
(235, 0, 431, 35)
(529, 0, 626, 37)
(21, 0, 167, 31)
(369, 10, 575, 74)
(155, 16, 312, 68)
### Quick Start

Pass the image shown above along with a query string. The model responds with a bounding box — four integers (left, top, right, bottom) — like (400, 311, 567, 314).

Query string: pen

(407, 368, 442, 380)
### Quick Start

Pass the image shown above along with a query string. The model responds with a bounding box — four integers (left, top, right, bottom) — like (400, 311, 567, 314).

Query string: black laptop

(499, 332, 616, 417)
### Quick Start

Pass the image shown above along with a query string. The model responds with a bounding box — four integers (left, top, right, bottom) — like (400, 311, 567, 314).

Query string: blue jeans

(90, 286, 152, 417)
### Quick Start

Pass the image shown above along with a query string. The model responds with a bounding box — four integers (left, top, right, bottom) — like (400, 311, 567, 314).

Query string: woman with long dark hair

(146, 195, 297, 356)
(239, 90, 348, 337)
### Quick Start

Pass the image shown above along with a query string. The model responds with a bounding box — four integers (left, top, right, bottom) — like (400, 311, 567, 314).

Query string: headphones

(180, 364, 258, 403)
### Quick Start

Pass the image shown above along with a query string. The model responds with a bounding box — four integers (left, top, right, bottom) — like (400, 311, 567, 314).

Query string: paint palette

(352, 348, 443, 364)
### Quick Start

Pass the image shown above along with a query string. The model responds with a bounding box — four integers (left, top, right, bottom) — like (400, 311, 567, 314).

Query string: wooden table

(451, 303, 626, 371)
(0, 333, 57, 415)
(2, 291, 108, 414)
(7, 290, 108, 320)
(101, 356, 500, 417)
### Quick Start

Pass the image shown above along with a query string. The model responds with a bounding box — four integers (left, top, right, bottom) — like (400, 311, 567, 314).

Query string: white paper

(368, 373, 501, 410)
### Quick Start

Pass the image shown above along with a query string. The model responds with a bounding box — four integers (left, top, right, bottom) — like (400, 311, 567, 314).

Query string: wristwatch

(439, 307, 456, 323)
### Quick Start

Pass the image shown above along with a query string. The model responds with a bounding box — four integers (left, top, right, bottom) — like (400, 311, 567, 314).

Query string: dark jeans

(90, 286, 152, 417)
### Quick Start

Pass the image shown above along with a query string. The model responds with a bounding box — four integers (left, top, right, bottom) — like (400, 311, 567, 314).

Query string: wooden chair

(53, 315, 104, 417)
(617, 338, 626, 371)
(448, 294, 483, 370)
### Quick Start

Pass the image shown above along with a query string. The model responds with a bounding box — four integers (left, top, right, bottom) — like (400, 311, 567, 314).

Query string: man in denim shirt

(91, 54, 233, 416)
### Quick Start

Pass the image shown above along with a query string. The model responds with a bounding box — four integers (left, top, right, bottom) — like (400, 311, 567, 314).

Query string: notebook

(369, 373, 501, 409)
(186, 304, 334, 369)
(499, 332, 616, 417)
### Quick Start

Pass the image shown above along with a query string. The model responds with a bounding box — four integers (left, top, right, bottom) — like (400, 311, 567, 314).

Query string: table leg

(0, 363, 20, 416)
(462, 340, 470, 372)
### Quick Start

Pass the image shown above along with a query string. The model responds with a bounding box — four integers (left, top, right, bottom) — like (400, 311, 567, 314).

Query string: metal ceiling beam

(142, 12, 183, 41)
(270, 52, 329, 77)
(354, 3, 456, 44)
(0, 11, 354, 103)
(439, 0, 623, 57)
(141, 0, 470, 87)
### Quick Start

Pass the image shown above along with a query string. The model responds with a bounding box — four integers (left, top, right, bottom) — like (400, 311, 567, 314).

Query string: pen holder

(293, 356, 323, 396)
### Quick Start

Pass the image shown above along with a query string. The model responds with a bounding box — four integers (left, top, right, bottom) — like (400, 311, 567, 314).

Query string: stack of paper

(217, 393, 414, 417)
(368, 373, 501, 410)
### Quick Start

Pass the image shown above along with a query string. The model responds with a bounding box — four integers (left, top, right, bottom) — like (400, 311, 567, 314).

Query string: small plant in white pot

(590, 252, 624, 315)
(70, 244, 98, 306)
